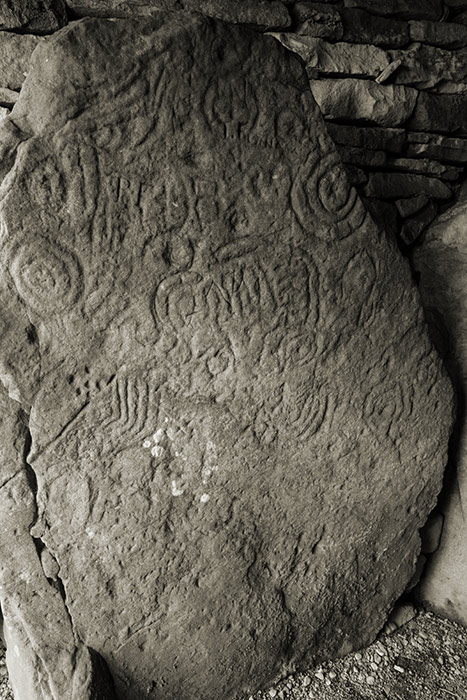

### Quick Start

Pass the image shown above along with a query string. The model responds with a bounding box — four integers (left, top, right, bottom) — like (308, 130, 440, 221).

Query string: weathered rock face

(0, 12, 453, 700)
(66, 0, 291, 29)
(0, 0, 67, 33)
(414, 184, 467, 626)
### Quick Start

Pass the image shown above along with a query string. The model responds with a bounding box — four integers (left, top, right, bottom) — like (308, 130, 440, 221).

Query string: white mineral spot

(164, 417, 169, 423)
(153, 429, 165, 443)
(14, 645, 19, 658)
(86, 528, 95, 538)
(167, 427, 176, 441)
(175, 451, 180, 457)
(200, 493, 210, 503)
(171, 480, 184, 497)
(143, 440, 152, 448)
(151, 445, 164, 458)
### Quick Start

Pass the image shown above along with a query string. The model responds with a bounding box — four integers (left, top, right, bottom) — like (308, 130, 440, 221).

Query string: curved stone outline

(9, 237, 83, 317)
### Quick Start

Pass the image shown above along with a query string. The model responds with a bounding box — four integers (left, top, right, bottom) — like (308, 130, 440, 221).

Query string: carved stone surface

(0, 13, 453, 699)
(414, 184, 467, 626)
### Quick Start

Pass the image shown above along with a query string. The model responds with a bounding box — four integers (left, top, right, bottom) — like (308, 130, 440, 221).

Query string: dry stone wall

(273, 0, 467, 247)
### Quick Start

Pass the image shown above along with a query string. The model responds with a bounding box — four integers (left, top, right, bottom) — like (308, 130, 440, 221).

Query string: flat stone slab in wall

(67, 0, 291, 28)
(414, 184, 467, 626)
(0, 13, 453, 699)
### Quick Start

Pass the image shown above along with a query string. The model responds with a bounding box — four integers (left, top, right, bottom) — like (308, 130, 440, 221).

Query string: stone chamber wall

(0, 0, 465, 698)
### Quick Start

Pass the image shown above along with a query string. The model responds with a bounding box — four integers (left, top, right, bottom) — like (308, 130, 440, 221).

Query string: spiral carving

(10, 238, 83, 316)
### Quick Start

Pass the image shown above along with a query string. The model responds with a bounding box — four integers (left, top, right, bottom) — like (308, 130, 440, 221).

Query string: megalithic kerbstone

(0, 13, 454, 699)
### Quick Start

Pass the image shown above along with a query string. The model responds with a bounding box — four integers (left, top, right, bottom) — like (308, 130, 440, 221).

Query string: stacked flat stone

(273, 0, 467, 245)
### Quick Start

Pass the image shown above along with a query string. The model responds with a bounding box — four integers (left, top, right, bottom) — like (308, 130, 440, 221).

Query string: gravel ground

(241, 608, 467, 700)
(0, 644, 12, 700)
(0, 610, 465, 699)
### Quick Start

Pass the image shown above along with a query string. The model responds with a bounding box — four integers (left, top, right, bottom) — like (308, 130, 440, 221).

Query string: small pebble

(328, 671, 336, 680)
(325, 678, 331, 686)
(315, 670, 324, 681)
(370, 662, 378, 671)
(268, 690, 277, 698)
(394, 665, 405, 673)
(437, 656, 444, 665)
(366, 676, 375, 685)
(355, 652, 362, 661)
(302, 676, 311, 686)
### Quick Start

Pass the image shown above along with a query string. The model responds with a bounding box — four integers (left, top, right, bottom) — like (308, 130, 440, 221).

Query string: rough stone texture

(340, 8, 410, 47)
(0, 33, 42, 91)
(343, 0, 444, 21)
(67, 0, 291, 27)
(363, 172, 453, 200)
(409, 19, 467, 48)
(399, 200, 438, 245)
(0, 89, 18, 108)
(275, 36, 390, 79)
(338, 145, 386, 168)
(414, 183, 467, 626)
(385, 157, 462, 180)
(0, 12, 453, 700)
(326, 123, 406, 153)
(396, 194, 430, 218)
(408, 92, 467, 134)
(66, 0, 182, 16)
(389, 44, 467, 89)
(0, 0, 67, 33)
(0, 385, 117, 699)
(406, 131, 467, 163)
(309, 78, 418, 126)
(292, 3, 344, 40)
(183, 0, 291, 29)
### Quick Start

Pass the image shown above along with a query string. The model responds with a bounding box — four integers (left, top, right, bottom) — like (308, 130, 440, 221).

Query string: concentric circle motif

(291, 151, 367, 240)
(9, 238, 83, 316)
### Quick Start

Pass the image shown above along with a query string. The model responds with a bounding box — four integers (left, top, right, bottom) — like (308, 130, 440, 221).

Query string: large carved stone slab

(0, 13, 453, 699)
(414, 183, 467, 626)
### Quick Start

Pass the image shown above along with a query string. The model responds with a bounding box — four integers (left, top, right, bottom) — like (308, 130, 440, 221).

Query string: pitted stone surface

(0, 13, 453, 700)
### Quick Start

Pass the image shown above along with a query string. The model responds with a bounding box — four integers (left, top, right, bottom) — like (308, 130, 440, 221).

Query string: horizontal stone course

(409, 19, 467, 48)
(343, 0, 444, 21)
(326, 123, 406, 152)
(310, 78, 418, 126)
(363, 172, 454, 200)
(405, 132, 467, 163)
(408, 91, 467, 133)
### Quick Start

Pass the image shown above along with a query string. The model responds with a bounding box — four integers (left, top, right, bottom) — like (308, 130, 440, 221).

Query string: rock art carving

(0, 12, 453, 699)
